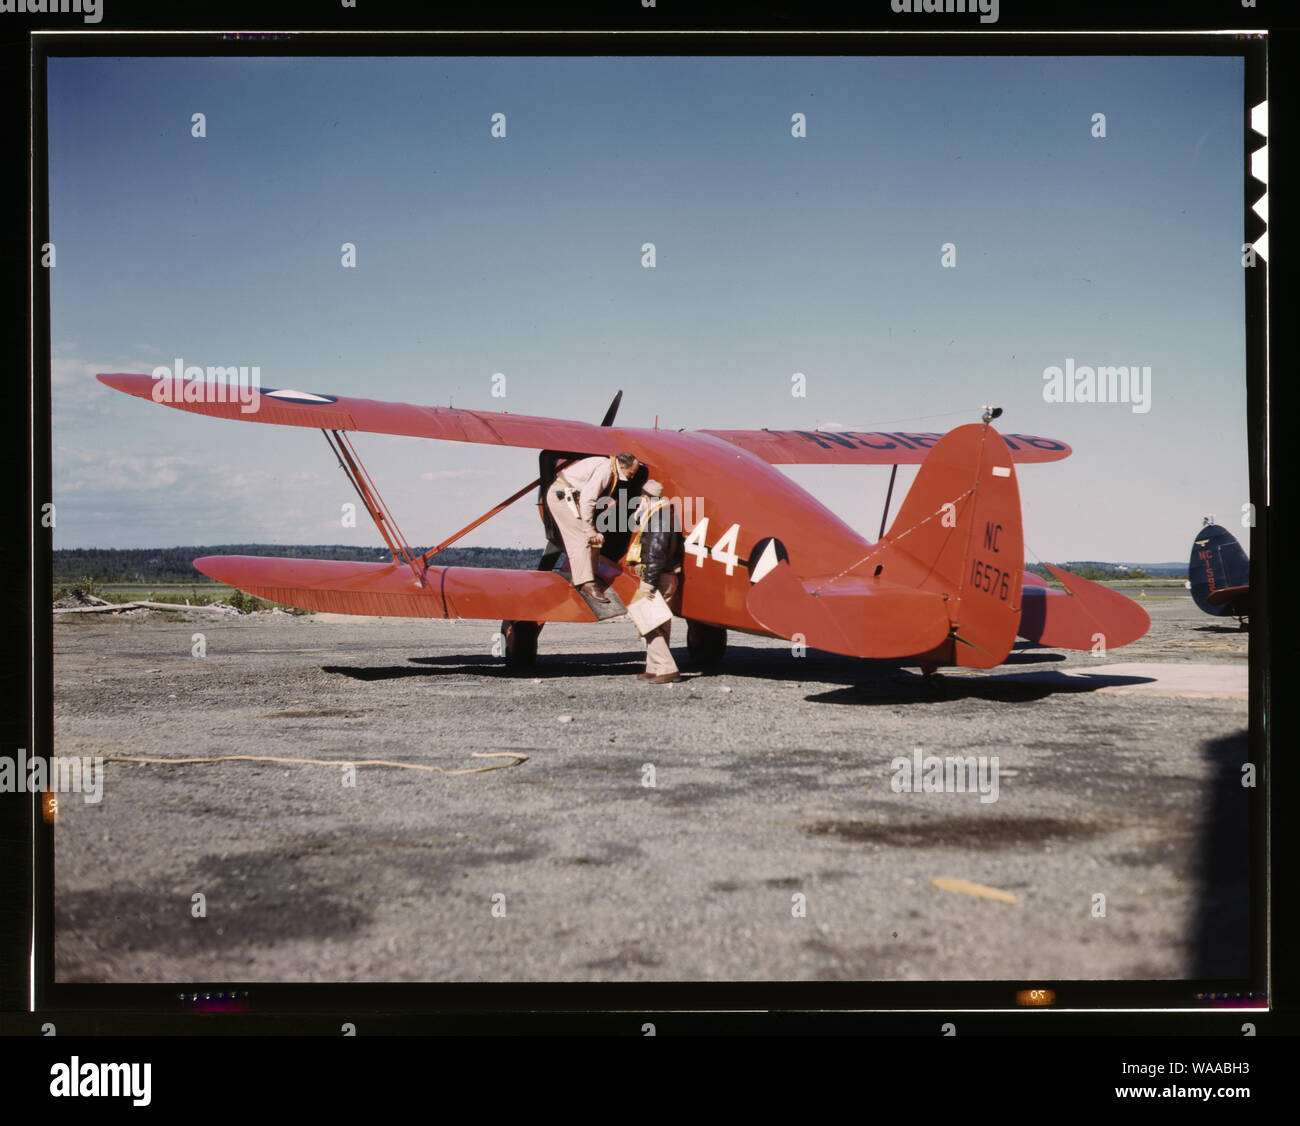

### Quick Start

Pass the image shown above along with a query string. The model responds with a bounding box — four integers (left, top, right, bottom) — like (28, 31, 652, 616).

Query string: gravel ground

(51, 592, 1252, 983)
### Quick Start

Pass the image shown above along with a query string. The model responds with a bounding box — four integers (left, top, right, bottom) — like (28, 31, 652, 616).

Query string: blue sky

(48, 54, 1250, 561)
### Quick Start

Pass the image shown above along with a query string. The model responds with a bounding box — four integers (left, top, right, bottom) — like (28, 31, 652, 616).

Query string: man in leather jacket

(632, 480, 684, 682)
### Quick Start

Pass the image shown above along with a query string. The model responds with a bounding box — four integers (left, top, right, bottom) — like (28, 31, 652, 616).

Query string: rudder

(1188, 522, 1250, 617)
(873, 423, 1024, 668)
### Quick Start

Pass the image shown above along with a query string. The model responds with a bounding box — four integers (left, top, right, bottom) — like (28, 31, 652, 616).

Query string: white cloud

(51, 352, 110, 393)
(53, 446, 204, 493)
(50, 346, 161, 430)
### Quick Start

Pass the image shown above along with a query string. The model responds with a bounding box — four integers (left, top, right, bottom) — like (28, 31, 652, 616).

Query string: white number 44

(683, 517, 741, 576)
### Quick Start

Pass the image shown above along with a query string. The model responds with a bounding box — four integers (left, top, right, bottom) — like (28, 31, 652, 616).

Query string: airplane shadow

(1194, 623, 1249, 634)
(324, 643, 1093, 697)
(419, 653, 646, 679)
(806, 669, 1156, 706)
(998, 649, 1069, 665)
(323, 654, 645, 682)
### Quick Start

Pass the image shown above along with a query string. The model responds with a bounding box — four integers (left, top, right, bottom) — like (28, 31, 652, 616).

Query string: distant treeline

(53, 545, 542, 584)
(1026, 561, 1184, 581)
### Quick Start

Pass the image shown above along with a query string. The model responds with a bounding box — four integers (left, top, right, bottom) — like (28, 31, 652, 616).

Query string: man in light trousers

(546, 452, 640, 603)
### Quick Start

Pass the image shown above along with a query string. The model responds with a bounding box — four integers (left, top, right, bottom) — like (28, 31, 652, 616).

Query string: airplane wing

(193, 555, 609, 621)
(97, 374, 1071, 463)
(698, 428, 1071, 464)
(97, 373, 629, 453)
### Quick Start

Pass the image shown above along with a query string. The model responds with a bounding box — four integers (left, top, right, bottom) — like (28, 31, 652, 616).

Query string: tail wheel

(502, 620, 541, 667)
(686, 620, 727, 666)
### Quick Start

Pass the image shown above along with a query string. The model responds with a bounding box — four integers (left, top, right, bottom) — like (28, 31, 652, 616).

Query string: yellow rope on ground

(99, 751, 528, 776)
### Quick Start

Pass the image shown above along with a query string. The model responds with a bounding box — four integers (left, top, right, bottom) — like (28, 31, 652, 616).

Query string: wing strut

(417, 451, 588, 566)
(419, 478, 541, 566)
(322, 429, 426, 588)
(322, 432, 581, 578)
(322, 392, 627, 577)
(877, 463, 899, 541)
(421, 393, 622, 562)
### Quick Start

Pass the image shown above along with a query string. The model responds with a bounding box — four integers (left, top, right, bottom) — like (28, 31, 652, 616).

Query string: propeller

(600, 390, 623, 427)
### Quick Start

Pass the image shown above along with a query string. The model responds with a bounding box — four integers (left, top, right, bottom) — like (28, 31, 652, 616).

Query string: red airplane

(95, 373, 1150, 671)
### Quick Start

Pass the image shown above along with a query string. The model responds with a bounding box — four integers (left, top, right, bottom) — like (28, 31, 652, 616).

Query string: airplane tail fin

(871, 423, 1025, 668)
(1188, 521, 1250, 617)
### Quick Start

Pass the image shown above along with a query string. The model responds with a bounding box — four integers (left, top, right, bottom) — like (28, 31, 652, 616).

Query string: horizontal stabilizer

(745, 560, 951, 659)
(1206, 585, 1250, 608)
(1018, 565, 1150, 649)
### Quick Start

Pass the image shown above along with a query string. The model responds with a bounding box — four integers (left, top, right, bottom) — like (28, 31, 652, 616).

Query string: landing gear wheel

(915, 663, 948, 698)
(501, 620, 541, 667)
(686, 620, 727, 666)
